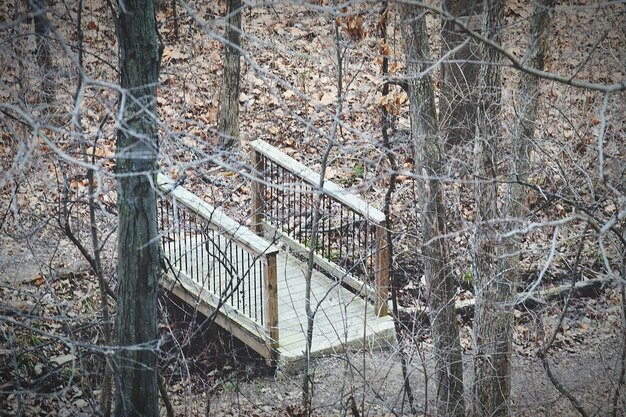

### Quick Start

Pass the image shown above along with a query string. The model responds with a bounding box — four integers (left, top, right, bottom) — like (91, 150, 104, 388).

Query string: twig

(379, 0, 415, 412)
(611, 256, 626, 417)
(536, 225, 590, 417)
(158, 371, 175, 417)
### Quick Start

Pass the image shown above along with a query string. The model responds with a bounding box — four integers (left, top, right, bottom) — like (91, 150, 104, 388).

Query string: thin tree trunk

(503, 0, 554, 236)
(471, 1, 508, 416)
(400, 5, 465, 416)
(217, 0, 242, 150)
(380, 1, 415, 412)
(502, 0, 555, 330)
(440, 0, 482, 147)
(302, 6, 342, 413)
(114, 0, 162, 416)
(29, 0, 53, 103)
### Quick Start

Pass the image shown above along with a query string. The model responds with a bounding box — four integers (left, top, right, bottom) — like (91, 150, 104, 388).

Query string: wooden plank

(163, 245, 266, 323)
(249, 139, 386, 225)
(161, 266, 272, 358)
(278, 314, 396, 352)
(262, 222, 379, 301)
(164, 264, 266, 331)
(157, 173, 279, 257)
(250, 150, 265, 235)
(264, 252, 279, 357)
(166, 283, 271, 360)
(374, 225, 389, 316)
(158, 176, 398, 367)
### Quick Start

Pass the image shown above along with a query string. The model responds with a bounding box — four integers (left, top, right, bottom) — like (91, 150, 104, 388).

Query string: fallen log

(396, 277, 614, 321)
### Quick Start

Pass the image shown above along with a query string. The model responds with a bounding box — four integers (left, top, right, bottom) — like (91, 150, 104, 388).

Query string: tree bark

(217, 0, 242, 150)
(503, 0, 555, 234)
(29, 0, 53, 103)
(401, 5, 465, 416)
(114, 1, 162, 416)
(471, 2, 555, 415)
(471, 1, 508, 416)
(440, 0, 482, 147)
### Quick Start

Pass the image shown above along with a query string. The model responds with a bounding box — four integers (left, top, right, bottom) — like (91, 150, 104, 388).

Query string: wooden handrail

(249, 139, 386, 225)
(157, 173, 279, 258)
(249, 140, 389, 317)
(157, 173, 280, 350)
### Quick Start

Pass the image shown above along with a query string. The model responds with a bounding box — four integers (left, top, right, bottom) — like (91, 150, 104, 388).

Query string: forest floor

(1, 0, 625, 415)
(0, 231, 624, 416)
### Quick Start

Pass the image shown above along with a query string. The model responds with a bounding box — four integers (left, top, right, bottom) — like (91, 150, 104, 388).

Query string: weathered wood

(162, 268, 272, 360)
(375, 224, 389, 316)
(401, 277, 613, 320)
(217, 0, 242, 150)
(249, 139, 385, 225)
(115, 1, 161, 415)
(518, 277, 611, 302)
(251, 150, 265, 235)
(157, 174, 279, 258)
(158, 172, 397, 369)
(264, 252, 279, 360)
(262, 221, 378, 302)
(161, 239, 396, 369)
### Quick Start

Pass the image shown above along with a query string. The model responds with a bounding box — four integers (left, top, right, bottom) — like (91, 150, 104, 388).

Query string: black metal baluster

(247, 252, 251, 319)
(279, 166, 284, 230)
(259, 258, 264, 325)
(367, 222, 372, 278)
(248, 255, 259, 321)
(351, 210, 356, 271)
(186, 211, 192, 279)
(195, 217, 200, 286)
(227, 237, 232, 306)
(200, 223, 205, 289)
(318, 194, 324, 257)
(168, 201, 173, 263)
(359, 217, 369, 278)
(267, 159, 272, 224)
(327, 197, 332, 261)
(339, 204, 344, 266)
(303, 185, 309, 248)
(176, 205, 182, 271)
(187, 211, 194, 281)
(236, 244, 241, 311)
(212, 229, 218, 293)
(217, 232, 223, 296)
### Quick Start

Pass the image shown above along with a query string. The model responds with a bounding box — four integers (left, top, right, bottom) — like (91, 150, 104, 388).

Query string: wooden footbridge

(157, 140, 395, 367)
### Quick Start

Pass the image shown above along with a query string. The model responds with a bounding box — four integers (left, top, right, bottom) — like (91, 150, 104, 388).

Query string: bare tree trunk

(471, 2, 554, 415)
(302, 6, 344, 412)
(114, 0, 162, 416)
(380, 1, 415, 412)
(502, 0, 555, 234)
(217, 0, 242, 151)
(400, 5, 465, 416)
(29, 0, 53, 103)
(502, 0, 555, 320)
(440, 0, 482, 147)
(471, 1, 508, 416)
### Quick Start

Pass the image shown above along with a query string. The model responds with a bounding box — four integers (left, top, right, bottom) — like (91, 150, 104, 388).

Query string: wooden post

(375, 223, 389, 316)
(264, 252, 279, 361)
(251, 150, 265, 235)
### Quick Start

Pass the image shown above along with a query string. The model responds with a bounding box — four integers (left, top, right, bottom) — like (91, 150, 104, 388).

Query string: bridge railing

(249, 140, 389, 316)
(156, 174, 280, 355)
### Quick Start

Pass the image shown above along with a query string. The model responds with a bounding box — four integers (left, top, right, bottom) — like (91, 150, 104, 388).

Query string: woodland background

(0, 0, 625, 416)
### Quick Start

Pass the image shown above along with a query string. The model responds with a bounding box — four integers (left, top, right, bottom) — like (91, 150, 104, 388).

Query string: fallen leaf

(268, 125, 279, 135)
(51, 354, 77, 366)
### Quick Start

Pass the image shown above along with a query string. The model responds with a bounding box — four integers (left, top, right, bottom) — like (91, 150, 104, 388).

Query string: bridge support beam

(375, 224, 390, 317)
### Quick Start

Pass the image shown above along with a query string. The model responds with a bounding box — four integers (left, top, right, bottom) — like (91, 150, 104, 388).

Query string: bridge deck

(162, 236, 395, 369)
